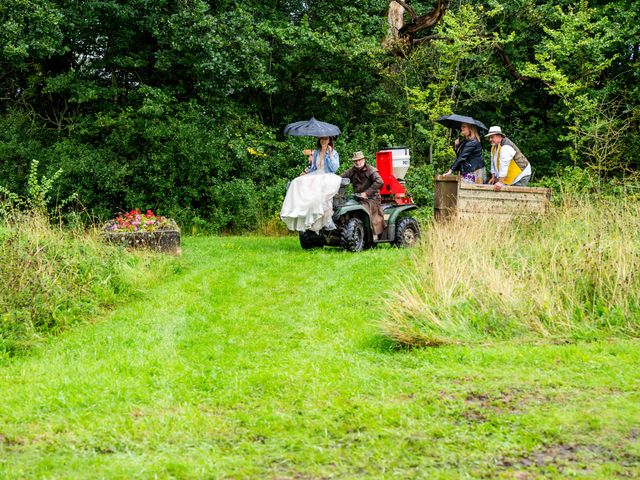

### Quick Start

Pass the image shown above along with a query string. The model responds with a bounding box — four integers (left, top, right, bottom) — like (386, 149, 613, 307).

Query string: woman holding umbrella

(442, 122, 486, 184)
(284, 117, 341, 175)
(280, 117, 344, 232)
(303, 136, 340, 175)
(436, 114, 487, 184)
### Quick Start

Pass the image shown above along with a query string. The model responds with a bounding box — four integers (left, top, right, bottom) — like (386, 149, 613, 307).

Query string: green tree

(1, 0, 638, 228)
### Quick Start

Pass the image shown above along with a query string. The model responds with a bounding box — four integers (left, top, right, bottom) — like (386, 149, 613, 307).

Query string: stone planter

(102, 222, 181, 256)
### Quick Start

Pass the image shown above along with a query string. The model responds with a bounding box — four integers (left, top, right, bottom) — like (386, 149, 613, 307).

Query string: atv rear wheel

(393, 217, 420, 248)
(299, 230, 325, 249)
(340, 218, 365, 252)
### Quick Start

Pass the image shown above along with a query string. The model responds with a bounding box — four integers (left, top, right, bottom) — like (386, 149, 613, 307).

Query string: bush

(0, 212, 169, 357)
(536, 165, 600, 200)
(209, 178, 260, 233)
(382, 197, 640, 347)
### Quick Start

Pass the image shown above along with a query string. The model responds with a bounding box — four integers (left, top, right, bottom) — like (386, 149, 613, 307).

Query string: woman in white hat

(485, 126, 532, 190)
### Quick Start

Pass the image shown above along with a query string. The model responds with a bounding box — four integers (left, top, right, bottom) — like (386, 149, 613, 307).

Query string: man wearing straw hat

(485, 126, 532, 191)
(341, 151, 385, 239)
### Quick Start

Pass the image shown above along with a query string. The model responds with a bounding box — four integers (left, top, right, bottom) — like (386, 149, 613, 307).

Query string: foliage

(0, 159, 77, 216)
(0, 212, 174, 355)
(382, 198, 640, 347)
(404, 162, 436, 209)
(210, 178, 261, 233)
(519, 1, 633, 179)
(392, 4, 500, 170)
(0, 0, 638, 229)
(536, 165, 601, 200)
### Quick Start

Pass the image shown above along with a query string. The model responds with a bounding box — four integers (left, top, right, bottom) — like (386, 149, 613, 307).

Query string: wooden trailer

(434, 175, 552, 221)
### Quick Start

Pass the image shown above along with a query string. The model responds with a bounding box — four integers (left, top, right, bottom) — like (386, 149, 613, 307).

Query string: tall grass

(382, 197, 640, 346)
(0, 211, 172, 357)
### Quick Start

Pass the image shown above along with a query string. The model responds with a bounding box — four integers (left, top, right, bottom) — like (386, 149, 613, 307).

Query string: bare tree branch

(391, 0, 417, 20)
(399, 0, 449, 37)
(492, 44, 527, 82)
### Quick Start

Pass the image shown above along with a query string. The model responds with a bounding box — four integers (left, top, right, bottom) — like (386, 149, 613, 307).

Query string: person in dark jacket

(342, 151, 385, 239)
(442, 122, 486, 183)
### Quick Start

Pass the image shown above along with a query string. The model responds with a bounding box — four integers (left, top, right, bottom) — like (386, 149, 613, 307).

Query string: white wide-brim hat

(351, 151, 365, 161)
(484, 126, 505, 137)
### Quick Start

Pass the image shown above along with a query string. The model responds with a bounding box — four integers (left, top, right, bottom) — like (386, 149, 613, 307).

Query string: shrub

(209, 178, 260, 233)
(535, 165, 599, 200)
(404, 162, 436, 209)
(0, 211, 168, 357)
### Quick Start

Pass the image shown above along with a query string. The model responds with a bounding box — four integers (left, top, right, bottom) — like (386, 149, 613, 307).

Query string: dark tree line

(1, 0, 638, 230)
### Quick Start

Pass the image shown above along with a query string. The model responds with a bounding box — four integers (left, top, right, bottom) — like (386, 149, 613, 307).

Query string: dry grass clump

(382, 198, 640, 347)
(256, 212, 291, 237)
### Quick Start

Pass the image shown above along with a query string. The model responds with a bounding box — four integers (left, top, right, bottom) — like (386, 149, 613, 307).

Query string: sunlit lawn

(1, 236, 638, 479)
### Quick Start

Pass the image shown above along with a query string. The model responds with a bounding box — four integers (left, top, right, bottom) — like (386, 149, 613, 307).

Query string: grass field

(1, 236, 639, 479)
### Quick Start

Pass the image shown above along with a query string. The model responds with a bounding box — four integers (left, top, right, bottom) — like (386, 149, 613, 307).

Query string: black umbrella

(435, 114, 488, 131)
(283, 116, 341, 137)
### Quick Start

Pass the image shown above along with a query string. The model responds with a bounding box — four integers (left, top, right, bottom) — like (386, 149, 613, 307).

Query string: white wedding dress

(280, 172, 342, 233)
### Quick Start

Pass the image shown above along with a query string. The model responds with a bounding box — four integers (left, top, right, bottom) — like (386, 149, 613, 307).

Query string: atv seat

(333, 178, 351, 208)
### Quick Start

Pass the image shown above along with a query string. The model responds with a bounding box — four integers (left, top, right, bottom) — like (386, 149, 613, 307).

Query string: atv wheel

(393, 217, 420, 248)
(299, 230, 325, 249)
(340, 218, 365, 252)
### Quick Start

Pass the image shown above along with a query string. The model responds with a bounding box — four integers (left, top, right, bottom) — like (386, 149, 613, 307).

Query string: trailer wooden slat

(434, 175, 551, 221)
(458, 190, 548, 202)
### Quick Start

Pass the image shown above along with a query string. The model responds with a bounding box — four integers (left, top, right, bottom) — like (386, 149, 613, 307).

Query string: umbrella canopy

(283, 116, 341, 137)
(435, 114, 488, 131)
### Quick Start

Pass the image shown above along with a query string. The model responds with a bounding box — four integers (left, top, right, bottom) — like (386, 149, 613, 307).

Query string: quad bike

(299, 148, 420, 252)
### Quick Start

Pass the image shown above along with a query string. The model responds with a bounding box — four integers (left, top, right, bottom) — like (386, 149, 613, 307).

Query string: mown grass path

(1, 237, 639, 478)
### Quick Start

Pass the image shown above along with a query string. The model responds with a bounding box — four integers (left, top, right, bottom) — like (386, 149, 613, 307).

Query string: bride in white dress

(280, 136, 342, 233)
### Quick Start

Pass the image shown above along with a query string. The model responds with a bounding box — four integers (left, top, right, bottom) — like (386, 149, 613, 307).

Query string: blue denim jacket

(308, 149, 339, 174)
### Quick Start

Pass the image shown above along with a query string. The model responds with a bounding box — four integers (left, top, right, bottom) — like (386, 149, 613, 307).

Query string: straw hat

(484, 126, 505, 137)
(351, 151, 365, 161)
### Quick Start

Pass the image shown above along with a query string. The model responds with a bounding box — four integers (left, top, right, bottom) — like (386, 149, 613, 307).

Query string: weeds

(382, 197, 640, 346)
(256, 212, 290, 236)
(0, 158, 179, 356)
(0, 159, 77, 216)
(0, 211, 169, 357)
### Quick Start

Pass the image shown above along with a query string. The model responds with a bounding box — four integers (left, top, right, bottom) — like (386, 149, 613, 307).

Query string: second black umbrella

(435, 114, 487, 131)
